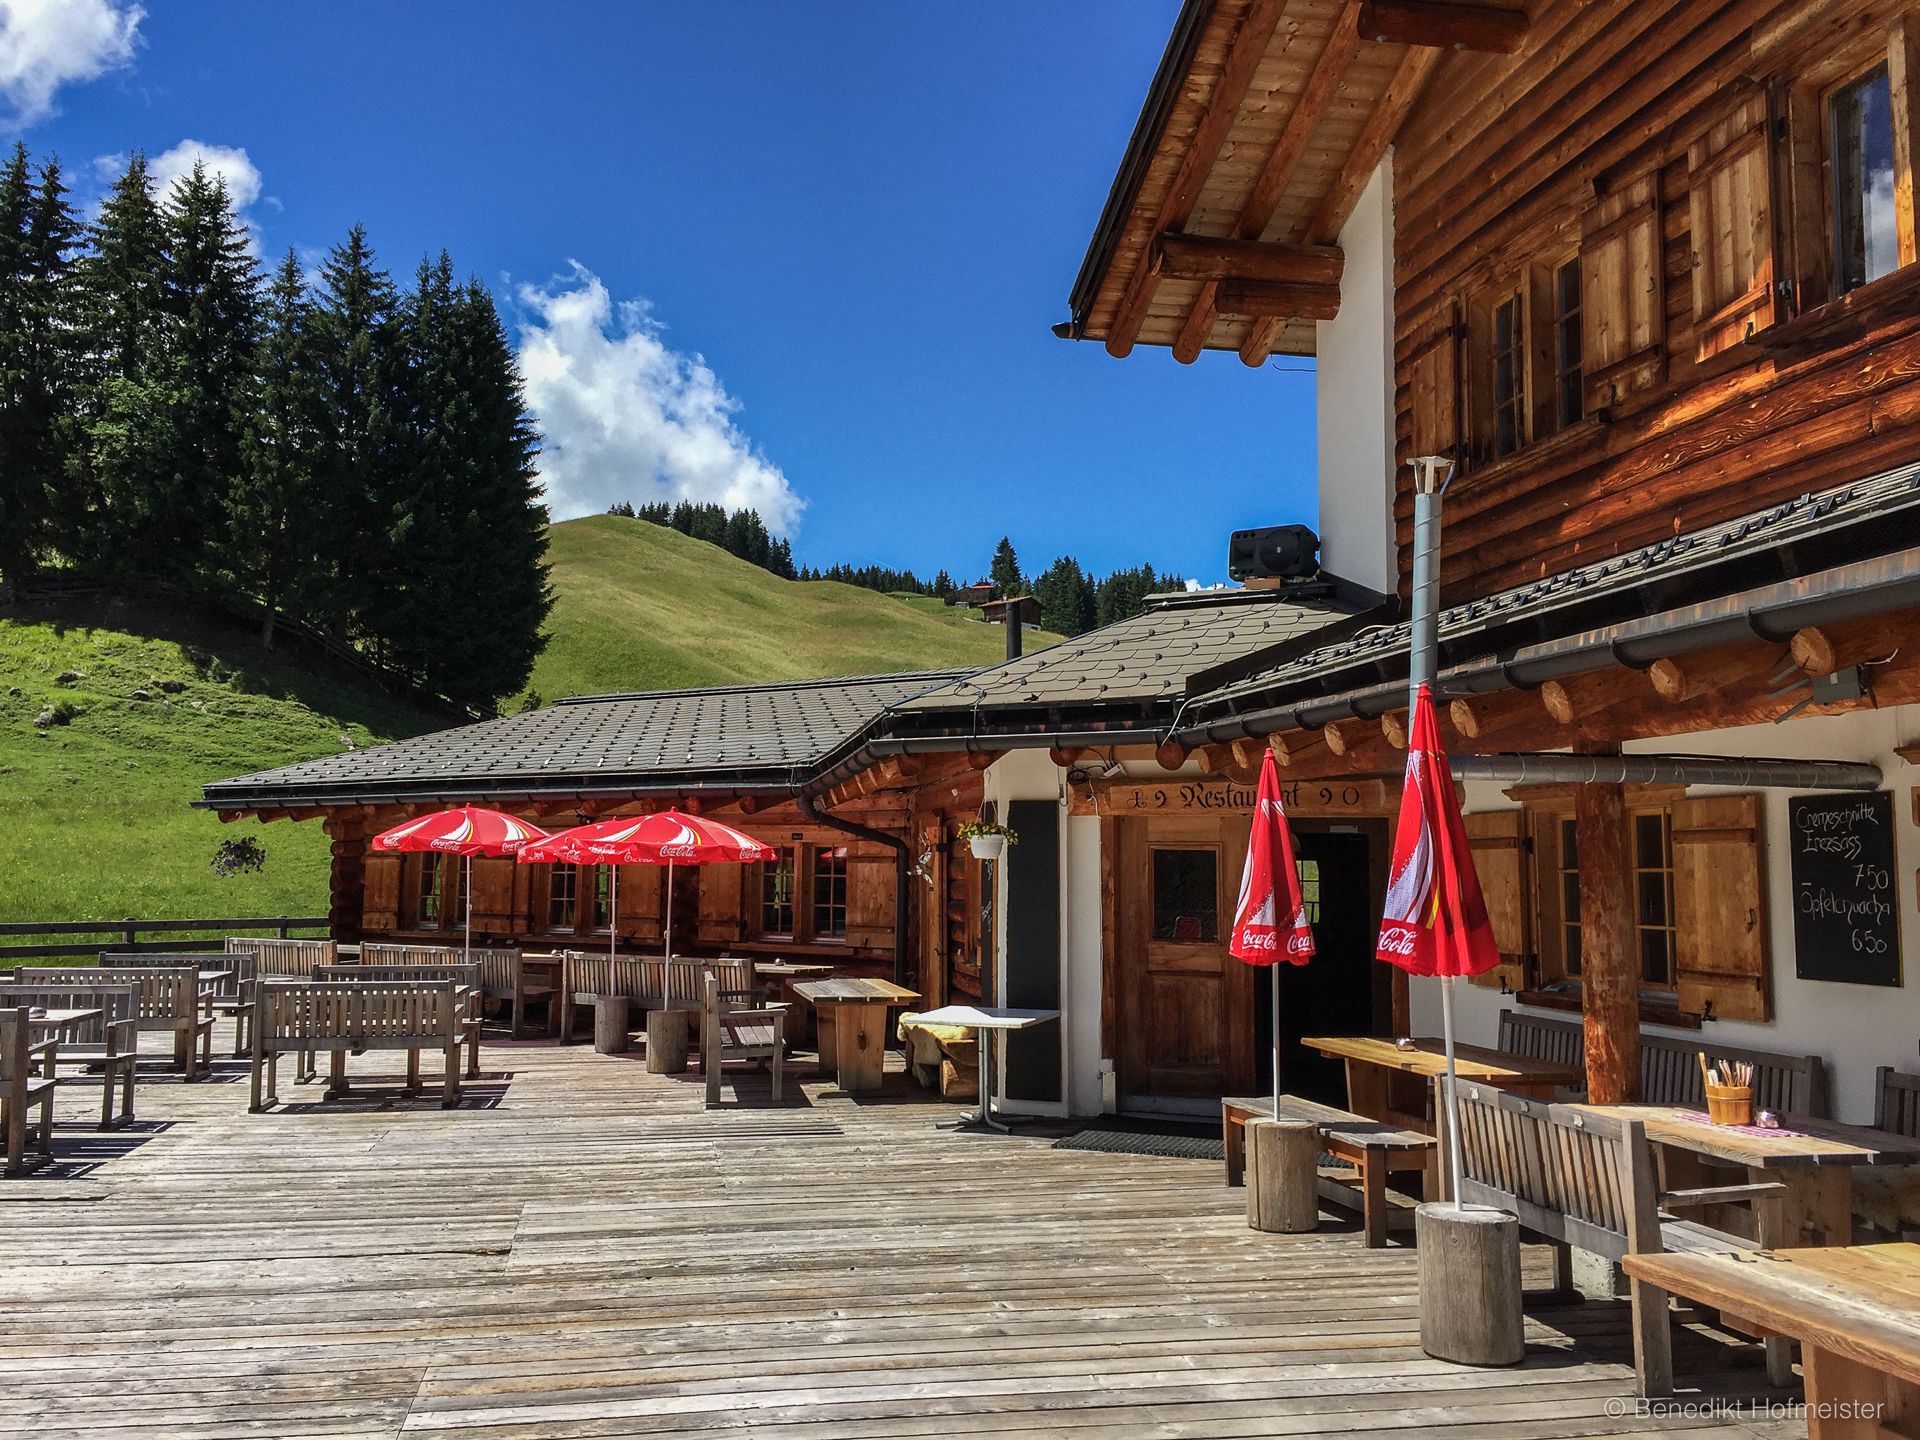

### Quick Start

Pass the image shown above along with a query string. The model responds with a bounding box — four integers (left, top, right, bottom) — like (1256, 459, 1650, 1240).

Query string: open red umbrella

(518, 810, 775, 977)
(1229, 747, 1315, 1115)
(1375, 683, 1501, 1201)
(370, 806, 551, 964)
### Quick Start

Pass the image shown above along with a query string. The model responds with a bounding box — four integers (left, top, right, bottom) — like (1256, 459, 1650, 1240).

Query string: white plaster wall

(1063, 813, 1108, 1116)
(1314, 157, 1397, 595)
(1410, 705, 1920, 1123)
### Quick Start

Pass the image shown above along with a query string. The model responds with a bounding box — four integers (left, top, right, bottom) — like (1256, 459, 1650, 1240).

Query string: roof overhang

(1061, 0, 1525, 365)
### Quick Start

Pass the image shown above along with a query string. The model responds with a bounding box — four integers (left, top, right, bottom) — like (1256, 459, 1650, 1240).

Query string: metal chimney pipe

(1004, 602, 1023, 662)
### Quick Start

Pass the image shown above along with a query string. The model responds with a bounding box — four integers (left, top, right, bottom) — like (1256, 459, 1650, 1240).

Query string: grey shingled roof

(1190, 462, 1920, 717)
(894, 588, 1356, 713)
(203, 670, 965, 806)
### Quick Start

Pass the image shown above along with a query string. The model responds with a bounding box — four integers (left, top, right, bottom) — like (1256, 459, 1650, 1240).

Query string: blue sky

(7, 1, 1318, 584)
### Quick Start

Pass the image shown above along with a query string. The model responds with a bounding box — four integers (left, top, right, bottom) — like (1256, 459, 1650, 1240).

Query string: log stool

(594, 996, 630, 1055)
(645, 1008, 688, 1073)
(1244, 1118, 1319, 1233)
(1416, 1201, 1524, 1366)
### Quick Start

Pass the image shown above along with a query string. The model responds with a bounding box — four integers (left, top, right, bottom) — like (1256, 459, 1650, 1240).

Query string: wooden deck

(0, 1021, 1803, 1439)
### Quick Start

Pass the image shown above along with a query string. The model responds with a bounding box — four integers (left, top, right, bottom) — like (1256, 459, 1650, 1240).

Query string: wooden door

(1113, 814, 1253, 1103)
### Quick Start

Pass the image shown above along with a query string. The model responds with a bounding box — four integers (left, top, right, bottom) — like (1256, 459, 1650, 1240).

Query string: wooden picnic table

(1303, 1034, 1583, 1133)
(793, 978, 919, 1094)
(1623, 1243, 1920, 1438)
(752, 962, 836, 1047)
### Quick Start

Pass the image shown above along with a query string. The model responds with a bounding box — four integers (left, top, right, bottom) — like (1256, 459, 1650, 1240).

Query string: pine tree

(1035, 555, 1097, 636)
(232, 250, 324, 645)
(0, 146, 77, 577)
(307, 225, 403, 645)
(163, 161, 261, 592)
(989, 536, 1024, 598)
(932, 569, 954, 598)
(67, 152, 183, 578)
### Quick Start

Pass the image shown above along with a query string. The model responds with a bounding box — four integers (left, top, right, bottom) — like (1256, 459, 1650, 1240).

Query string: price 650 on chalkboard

(1789, 790, 1902, 987)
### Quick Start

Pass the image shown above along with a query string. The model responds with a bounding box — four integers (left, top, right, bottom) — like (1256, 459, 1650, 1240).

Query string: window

(760, 847, 795, 935)
(547, 863, 577, 931)
(811, 846, 847, 938)
(1490, 291, 1525, 458)
(1552, 258, 1584, 428)
(586, 866, 612, 931)
(1831, 63, 1899, 295)
(417, 854, 464, 930)
(1296, 857, 1322, 925)
(1633, 812, 1677, 988)
(1556, 817, 1582, 976)
(1152, 847, 1219, 942)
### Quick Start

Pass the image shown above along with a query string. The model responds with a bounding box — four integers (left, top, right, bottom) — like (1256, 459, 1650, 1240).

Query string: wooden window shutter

(362, 854, 400, 932)
(1464, 809, 1530, 991)
(1581, 173, 1666, 407)
(1671, 794, 1771, 1021)
(1688, 93, 1780, 358)
(468, 857, 515, 934)
(695, 864, 744, 945)
(846, 854, 896, 950)
(1406, 304, 1460, 461)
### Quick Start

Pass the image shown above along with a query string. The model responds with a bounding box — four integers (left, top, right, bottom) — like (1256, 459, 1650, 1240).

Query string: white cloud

(149, 139, 263, 214)
(514, 263, 804, 533)
(0, 0, 142, 129)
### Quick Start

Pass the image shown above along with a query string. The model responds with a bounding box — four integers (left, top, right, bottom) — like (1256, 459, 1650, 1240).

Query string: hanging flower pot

(958, 822, 1017, 862)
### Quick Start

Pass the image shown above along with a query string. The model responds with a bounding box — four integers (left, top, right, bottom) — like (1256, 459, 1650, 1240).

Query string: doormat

(1053, 1125, 1225, 1161)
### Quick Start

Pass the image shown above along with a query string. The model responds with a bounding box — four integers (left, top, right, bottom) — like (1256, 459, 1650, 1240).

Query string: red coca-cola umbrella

(1375, 683, 1501, 1201)
(518, 810, 775, 977)
(370, 806, 552, 964)
(1229, 747, 1316, 1115)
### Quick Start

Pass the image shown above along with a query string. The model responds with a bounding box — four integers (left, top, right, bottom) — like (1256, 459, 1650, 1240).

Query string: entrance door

(1113, 814, 1254, 1108)
(1250, 827, 1386, 1105)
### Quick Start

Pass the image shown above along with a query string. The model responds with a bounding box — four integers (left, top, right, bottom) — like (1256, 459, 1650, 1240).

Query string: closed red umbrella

(518, 811, 775, 973)
(370, 806, 551, 964)
(1229, 747, 1315, 1114)
(1375, 683, 1501, 1202)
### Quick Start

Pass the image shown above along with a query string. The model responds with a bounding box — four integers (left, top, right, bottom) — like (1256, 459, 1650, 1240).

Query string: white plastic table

(913, 1005, 1061, 1133)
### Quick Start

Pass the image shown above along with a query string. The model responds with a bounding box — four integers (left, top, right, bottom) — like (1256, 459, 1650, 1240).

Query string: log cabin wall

(1392, 0, 1920, 600)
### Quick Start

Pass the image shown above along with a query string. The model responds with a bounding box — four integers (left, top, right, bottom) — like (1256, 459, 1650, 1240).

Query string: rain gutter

(1449, 753, 1882, 791)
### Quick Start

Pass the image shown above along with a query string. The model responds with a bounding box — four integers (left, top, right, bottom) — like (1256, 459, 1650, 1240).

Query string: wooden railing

(0, 916, 330, 962)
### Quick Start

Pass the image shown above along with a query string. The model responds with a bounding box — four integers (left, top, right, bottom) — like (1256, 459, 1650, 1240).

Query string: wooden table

(911, 1005, 1059, 1133)
(792, 978, 919, 1094)
(1303, 1035, 1583, 1132)
(1624, 1244, 1920, 1438)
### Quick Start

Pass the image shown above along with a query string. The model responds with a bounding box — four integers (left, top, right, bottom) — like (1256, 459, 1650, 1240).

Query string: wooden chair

(229, 937, 338, 975)
(0, 982, 139, 1129)
(100, 952, 238, 1044)
(702, 972, 785, 1106)
(1, 1009, 56, 1175)
(1874, 1068, 1920, 1138)
(11, 967, 213, 1079)
(313, 963, 484, 1078)
(557, 952, 653, 1042)
(512, 953, 562, 1039)
(1443, 1080, 1784, 1397)
(1495, 1011, 1586, 1093)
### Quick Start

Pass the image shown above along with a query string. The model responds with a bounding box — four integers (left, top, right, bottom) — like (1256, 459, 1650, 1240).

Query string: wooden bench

(1222, 1094, 1436, 1247)
(313, 963, 483, 1079)
(701, 973, 785, 1106)
(250, 981, 464, 1111)
(1876, 1067, 1920, 1138)
(0, 982, 139, 1129)
(1443, 1079, 1784, 1397)
(1, 1009, 56, 1175)
(556, 954, 659, 1042)
(10, 967, 214, 1079)
(103, 951, 252, 1053)
(1494, 1008, 1827, 1115)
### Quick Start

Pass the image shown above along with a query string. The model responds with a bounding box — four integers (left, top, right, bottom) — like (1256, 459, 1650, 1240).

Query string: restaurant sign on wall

(1069, 777, 1389, 817)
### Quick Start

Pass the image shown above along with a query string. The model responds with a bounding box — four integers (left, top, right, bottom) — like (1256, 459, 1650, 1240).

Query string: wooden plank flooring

(0, 1023, 1803, 1438)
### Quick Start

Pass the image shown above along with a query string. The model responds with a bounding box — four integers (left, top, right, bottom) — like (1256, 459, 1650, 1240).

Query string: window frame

(749, 844, 850, 945)
(546, 862, 579, 933)
(1528, 797, 1680, 998)
(415, 853, 466, 932)
(810, 845, 849, 940)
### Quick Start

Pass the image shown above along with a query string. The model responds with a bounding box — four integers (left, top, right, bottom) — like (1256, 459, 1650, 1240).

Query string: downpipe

(796, 790, 911, 988)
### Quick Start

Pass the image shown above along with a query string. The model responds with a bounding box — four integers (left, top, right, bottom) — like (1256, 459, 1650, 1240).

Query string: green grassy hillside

(0, 603, 446, 929)
(2, 518, 1043, 928)
(522, 516, 1047, 702)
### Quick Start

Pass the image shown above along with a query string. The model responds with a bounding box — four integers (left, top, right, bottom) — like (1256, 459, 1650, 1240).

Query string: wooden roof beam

(1240, 43, 1442, 366)
(1173, 2, 1362, 363)
(1357, 1, 1526, 53)
(1156, 234, 1345, 286)
(1215, 279, 1342, 320)
(1106, 0, 1285, 359)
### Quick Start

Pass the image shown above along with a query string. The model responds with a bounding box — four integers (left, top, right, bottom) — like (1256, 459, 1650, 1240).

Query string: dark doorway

(1252, 828, 1379, 1106)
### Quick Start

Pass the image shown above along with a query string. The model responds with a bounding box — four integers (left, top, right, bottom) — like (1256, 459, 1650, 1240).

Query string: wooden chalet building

(1059, 0, 1920, 1121)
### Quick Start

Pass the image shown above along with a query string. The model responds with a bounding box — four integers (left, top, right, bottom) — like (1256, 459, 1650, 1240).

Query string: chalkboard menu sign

(1789, 790, 1901, 987)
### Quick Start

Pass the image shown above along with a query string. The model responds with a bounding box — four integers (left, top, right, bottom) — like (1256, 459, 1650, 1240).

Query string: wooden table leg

(328, 1049, 347, 1099)
(1223, 1105, 1248, 1187)
(1360, 1153, 1388, 1248)
(1802, 1342, 1914, 1440)
(833, 1003, 885, 1094)
(1754, 1166, 1855, 1386)
(814, 1007, 837, 1073)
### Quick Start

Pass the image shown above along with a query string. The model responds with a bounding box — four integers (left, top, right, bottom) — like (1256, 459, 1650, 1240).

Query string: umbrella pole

(610, 866, 618, 961)
(1439, 973, 1467, 1206)
(1271, 968, 1281, 1118)
(463, 854, 472, 967)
